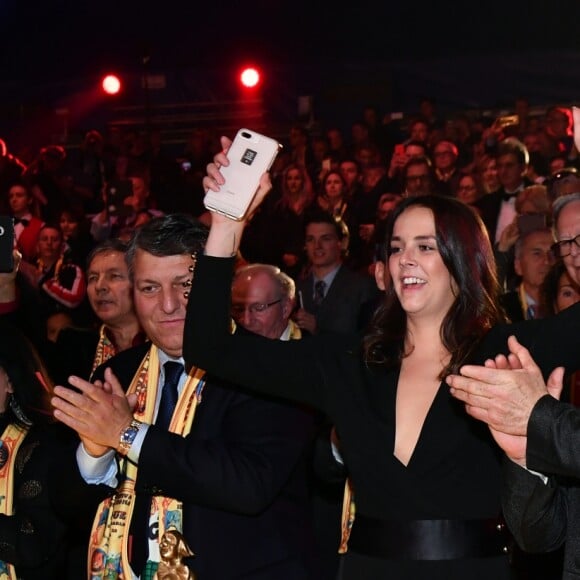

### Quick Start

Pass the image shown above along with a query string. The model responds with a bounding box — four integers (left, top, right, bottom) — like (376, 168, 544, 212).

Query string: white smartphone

(204, 128, 282, 220)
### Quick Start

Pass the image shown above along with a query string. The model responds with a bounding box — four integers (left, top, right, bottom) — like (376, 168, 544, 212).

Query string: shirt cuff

(76, 444, 118, 486)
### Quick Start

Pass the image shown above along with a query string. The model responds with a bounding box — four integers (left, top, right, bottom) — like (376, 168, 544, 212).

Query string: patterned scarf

(0, 423, 29, 579)
(88, 345, 205, 579)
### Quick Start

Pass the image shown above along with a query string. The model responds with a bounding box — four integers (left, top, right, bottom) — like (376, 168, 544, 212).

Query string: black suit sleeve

(136, 388, 314, 514)
(501, 457, 567, 553)
(183, 255, 344, 412)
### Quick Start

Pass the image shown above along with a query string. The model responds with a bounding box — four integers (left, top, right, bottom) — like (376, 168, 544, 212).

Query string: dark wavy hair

(362, 195, 505, 377)
(0, 321, 54, 427)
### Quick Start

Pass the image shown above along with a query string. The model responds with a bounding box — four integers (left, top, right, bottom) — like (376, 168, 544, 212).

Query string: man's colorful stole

(0, 423, 29, 579)
(88, 345, 205, 579)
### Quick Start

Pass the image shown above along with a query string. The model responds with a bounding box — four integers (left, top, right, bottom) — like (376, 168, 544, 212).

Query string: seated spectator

(475, 154, 500, 195)
(58, 205, 95, 266)
(454, 171, 484, 206)
(18, 223, 87, 327)
(545, 167, 580, 200)
(432, 139, 461, 196)
(6, 181, 44, 262)
(0, 320, 79, 578)
(293, 210, 378, 335)
(47, 239, 146, 385)
(400, 155, 434, 197)
(499, 227, 555, 321)
(539, 261, 580, 405)
(539, 260, 580, 317)
(90, 174, 163, 242)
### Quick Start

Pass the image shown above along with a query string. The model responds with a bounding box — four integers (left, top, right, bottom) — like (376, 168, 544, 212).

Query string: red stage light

(240, 67, 260, 89)
(102, 75, 121, 95)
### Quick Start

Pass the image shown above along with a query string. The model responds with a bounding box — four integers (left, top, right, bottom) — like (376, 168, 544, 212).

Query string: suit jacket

(297, 264, 378, 335)
(499, 290, 525, 323)
(474, 180, 533, 241)
(53, 343, 317, 579)
(492, 304, 580, 580)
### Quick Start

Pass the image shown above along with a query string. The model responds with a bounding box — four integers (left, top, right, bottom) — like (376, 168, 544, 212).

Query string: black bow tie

(13, 217, 30, 226)
(501, 192, 518, 202)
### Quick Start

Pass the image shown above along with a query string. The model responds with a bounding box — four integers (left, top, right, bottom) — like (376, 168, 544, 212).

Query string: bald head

(231, 264, 296, 339)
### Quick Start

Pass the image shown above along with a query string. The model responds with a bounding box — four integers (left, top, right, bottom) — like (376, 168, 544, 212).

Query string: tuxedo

(53, 343, 317, 579)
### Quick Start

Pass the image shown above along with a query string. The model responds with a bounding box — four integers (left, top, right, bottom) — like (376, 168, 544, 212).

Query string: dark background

(2, 1, 580, 150)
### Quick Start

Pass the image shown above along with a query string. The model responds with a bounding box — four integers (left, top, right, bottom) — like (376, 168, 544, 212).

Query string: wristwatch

(118, 419, 142, 456)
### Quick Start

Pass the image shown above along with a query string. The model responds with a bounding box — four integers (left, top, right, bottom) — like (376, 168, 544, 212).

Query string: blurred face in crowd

(37, 227, 63, 262)
(377, 194, 399, 221)
(285, 167, 304, 195)
(340, 161, 360, 190)
(555, 199, 580, 286)
(433, 141, 457, 172)
(87, 250, 135, 326)
(497, 153, 526, 191)
(231, 270, 292, 340)
(8, 185, 30, 215)
(323, 172, 345, 200)
(305, 222, 344, 270)
(554, 270, 580, 313)
(456, 175, 479, 205)
(404, 162, 431, 197)
(482, 158, 499, 192)
(515, 230, 555, 291)
(59, 212, 79, 240)
(410, 121, 428, 143)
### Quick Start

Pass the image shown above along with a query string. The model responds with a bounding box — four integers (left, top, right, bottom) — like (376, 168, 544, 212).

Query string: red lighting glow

(102, 75, 121, 95)
(240, 67, 260, 89)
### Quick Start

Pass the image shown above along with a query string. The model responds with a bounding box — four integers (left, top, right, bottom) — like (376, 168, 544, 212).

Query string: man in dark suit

(47, 238, 146, 385)
(475, 138, 533, 244)
(51, 214, 316, 579)
(499, 227, 555, 322)
(293, 210, 378, 336)
(447, 193, 580, 578)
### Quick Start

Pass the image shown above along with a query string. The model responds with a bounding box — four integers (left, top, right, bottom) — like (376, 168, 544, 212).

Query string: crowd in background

(1, 94, 580, 579)
(1, 97, 579, 348)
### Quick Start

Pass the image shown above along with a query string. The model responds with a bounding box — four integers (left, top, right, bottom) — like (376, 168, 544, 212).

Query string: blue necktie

(157, 361, 184, 430)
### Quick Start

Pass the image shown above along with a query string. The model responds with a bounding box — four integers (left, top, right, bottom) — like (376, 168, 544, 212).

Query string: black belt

(348, 514, 509, 560)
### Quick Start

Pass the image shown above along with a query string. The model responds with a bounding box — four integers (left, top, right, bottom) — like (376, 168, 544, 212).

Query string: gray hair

(552, 192, 580, 239)
(125, 214, 208, 279)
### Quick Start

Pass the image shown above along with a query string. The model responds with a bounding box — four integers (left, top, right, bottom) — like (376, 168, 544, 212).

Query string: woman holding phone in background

(184, 137, 579, 579)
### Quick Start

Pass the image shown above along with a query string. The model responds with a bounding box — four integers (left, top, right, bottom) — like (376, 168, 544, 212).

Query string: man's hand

(52, 368, 137, 452)
(447, 335, 564, 436)
(292, 308, 317, 335)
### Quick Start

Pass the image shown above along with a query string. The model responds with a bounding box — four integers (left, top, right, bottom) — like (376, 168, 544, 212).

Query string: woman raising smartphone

(183, 138, 578, 579)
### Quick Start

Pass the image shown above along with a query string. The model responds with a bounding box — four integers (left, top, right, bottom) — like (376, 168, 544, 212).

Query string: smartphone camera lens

(241, 132, 251, 139)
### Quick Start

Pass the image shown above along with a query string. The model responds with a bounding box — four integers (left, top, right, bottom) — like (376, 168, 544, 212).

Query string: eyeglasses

(231, 299, 281, 317)
(551, 234, 580, 257)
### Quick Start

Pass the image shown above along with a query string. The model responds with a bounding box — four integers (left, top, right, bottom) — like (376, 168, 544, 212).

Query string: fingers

(546, 366, 565, 400)
(506, 335, 539, 372)
(103, 367, 125, 397)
